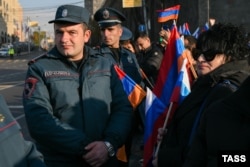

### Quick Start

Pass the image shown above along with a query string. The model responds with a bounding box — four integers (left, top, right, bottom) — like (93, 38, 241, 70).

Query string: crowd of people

(153, 22, 250, 167)
(1, 3, 250, 167)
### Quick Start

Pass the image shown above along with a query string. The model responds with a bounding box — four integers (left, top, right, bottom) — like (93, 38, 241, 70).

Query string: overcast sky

(19, 0, 85, 35)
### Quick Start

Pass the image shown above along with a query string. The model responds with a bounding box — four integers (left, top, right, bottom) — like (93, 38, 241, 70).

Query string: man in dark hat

(94, 7, 143, 85)
(94, 7, 145, 167)
(23, 4, 133, 167)
(120, 26, 133, 41)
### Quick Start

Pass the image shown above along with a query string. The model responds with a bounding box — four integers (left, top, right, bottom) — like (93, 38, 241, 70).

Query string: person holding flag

(152, 22, 250, 167)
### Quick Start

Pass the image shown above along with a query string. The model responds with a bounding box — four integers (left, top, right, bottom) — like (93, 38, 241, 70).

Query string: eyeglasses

(192, 49, 223, 61)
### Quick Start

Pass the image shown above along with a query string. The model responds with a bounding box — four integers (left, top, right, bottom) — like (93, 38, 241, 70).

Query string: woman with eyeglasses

(152, 23, 250, 167)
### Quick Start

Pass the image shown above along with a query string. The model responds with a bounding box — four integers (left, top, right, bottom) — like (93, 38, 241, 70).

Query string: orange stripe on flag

(158, 15, 178, 23)
(117, 145, 127, 162)
(128, 84, 146, 109)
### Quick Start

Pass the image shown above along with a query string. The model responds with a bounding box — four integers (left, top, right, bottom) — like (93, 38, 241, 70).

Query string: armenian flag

(114, 65, 146, 110)
(157, 5, 180, 23)
(143, 23, 191, 167)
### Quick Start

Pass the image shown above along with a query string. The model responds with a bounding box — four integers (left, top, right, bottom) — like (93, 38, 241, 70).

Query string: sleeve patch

(23, 77, 38, 98)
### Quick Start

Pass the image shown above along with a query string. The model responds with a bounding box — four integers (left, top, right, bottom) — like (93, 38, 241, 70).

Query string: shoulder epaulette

(28, 53, 48, 65)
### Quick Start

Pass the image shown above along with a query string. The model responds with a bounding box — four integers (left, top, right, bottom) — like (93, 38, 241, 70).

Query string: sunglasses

(192, 49, 223, 61)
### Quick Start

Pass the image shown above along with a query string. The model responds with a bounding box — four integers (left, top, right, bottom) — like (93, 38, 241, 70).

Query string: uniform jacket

(157, 59, 250, 167)
(184, 76, 250, 167)
(0, 95, 46, 167)
(97, 45, 143, 85)
(138, 43, 163, 88)
(23, 46, 133, 167)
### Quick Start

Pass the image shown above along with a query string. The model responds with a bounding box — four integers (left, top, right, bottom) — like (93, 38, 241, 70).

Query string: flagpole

(190, 64, 198, 79)
(140, 68, 154, 90)
(185, 51, 198, 79)
(142, 0, 148, 35)
(153, 101, 174, 157)
(207, 0, 210, 26)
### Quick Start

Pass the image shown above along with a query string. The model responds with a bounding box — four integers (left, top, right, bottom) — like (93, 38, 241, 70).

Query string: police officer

(23, 4, 133, 167)
(94, 7, 143, 85)
(0, 95, 46, 167)
(94, 8, 145, 167)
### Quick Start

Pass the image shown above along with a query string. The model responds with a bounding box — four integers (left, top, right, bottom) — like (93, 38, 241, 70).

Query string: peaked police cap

(48, 5, 90, 24)
(94, 7, 126, 28)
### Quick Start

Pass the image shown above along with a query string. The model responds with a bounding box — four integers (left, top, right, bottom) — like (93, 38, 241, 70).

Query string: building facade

(0, 0, 23, 44)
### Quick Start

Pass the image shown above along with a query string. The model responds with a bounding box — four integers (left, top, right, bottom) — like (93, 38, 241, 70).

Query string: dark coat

(23, 46, 133, 167)
(157, 59, 250, 167)
(97, 45, 143, 85)
(184, 76, 250, 167)
(138, 43, 163, 88)
(0, 95, 46, 167)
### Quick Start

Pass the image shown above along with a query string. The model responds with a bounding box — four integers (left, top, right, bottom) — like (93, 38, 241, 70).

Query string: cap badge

(103, 9, 110, 19)
(62, 9, 68, 17)
(0, 114, 5, 122)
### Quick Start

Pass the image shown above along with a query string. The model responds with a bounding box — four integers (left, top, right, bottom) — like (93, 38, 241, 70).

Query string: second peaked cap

(94, 7, 126, 28)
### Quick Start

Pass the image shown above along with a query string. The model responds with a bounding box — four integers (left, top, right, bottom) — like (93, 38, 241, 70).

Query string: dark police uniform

(0, 94, 46, 167)
(23, 46, 133, 167)
(23, 5, 133, 167)
(94, 7, 143, 85)
(98, 45, 143, 84)
(94, 7, 145, 167)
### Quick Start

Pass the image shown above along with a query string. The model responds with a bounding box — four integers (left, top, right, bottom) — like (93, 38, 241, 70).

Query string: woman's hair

(196, 23, 250, 62)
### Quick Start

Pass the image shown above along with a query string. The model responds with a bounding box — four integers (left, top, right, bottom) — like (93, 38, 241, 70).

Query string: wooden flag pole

(140, 68, 154, 90)
(154, 101, 174, 157)
(186, 51, 198, 79)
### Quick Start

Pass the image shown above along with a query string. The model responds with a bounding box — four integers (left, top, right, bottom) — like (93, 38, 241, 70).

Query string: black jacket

(184, 76, 250, 167)
(23, 46, 133, 167)
(157, 59, 250, 167)
(138, 43, 163, 88)
(97, 45, 143, 85)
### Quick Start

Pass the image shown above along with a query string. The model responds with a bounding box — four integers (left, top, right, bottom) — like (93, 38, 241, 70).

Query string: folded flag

(143, 23, 191, 167)
(114, 65, 146, 162)
(157, 5, 180, 23)
(178, 25, 183, 35)
(143, 88, 167, 167)
(182, 22, 191, 35)
(202, 22, 209, 32)
(114, 65, 146, 109)
(170, 58, 191, 104)
(192, 27, 200, 39)
(153, 23, 185, 104)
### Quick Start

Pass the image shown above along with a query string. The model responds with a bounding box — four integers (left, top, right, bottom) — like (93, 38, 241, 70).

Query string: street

(0, 50, 45, 141)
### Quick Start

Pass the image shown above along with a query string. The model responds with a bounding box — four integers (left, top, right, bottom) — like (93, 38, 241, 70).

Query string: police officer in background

(23, 4, 133, 167)
(0, 95, 46, 167)
(120, 26, 143, 63)
(94, 7, 143, 85)
(94, 7, 145, 167)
